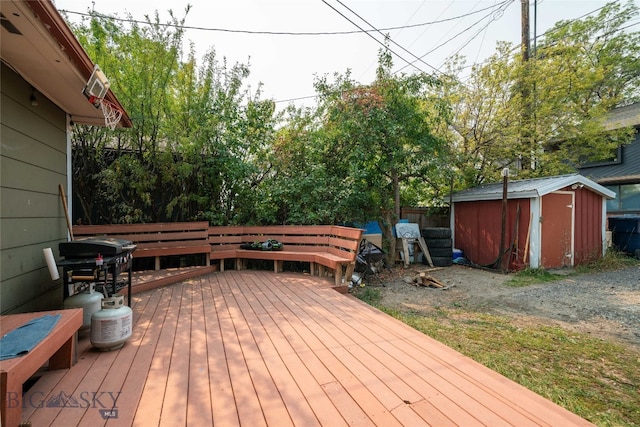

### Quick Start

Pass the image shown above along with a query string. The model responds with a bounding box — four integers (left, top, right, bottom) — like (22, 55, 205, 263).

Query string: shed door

(541, 192, 574, 268)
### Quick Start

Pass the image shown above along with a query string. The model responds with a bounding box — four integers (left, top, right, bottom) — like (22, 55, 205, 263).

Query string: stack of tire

(421, 227, 453, 267)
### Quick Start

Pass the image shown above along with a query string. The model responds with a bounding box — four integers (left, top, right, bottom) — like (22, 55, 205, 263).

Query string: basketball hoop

(99, 99, 123, 130)
(83, 65, 110, 107)
(82, 65, 123, 129)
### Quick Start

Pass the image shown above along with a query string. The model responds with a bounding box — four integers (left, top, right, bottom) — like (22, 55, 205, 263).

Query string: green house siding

(1, 63, 68, 313)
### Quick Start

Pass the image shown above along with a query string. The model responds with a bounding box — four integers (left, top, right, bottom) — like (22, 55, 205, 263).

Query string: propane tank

(64, 283, 103, 331)
(90, 294, 132, 351)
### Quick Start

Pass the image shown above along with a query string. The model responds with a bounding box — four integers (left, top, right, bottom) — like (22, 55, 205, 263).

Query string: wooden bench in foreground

(0, 309, 82, 427)
(209, 225, 364, 286)
(74, 221, 211, 271)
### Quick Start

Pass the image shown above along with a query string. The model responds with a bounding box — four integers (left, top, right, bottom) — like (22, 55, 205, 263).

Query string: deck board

(23, 270, 594, 426)
(186, 281, 214, 427)
(159, 283, 192, 427)
(201, 277, 241, 427)
(215, 274, 267, 427)
(227, 278, 320, 426)
(132, 286, 178, 427)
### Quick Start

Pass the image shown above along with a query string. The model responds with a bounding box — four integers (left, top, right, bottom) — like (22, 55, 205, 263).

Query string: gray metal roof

(580, 132, 640, 183)
(452, 173, 616, 202)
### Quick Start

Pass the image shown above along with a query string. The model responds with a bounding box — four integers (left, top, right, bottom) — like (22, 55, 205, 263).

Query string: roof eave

(10, 0, 132, 127)
(452, 174, 616, 203)
(452, 190, 540, 203)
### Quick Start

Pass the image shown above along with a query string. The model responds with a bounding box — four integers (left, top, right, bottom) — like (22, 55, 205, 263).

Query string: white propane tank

(64, 283, 103, 331)
(90, 294, 132, 351)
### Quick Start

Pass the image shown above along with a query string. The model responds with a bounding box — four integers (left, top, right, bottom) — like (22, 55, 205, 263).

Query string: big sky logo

(6, 390, 121, 419)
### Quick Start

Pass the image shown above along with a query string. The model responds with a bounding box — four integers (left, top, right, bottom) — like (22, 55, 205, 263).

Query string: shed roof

(451, 174, 616, 203)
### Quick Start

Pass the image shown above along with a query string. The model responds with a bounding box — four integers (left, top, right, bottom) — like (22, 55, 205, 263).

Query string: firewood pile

(402, 268, 451, 289)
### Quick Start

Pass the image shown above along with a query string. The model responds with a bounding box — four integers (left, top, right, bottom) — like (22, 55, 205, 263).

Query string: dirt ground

(363, 263, 640, 349)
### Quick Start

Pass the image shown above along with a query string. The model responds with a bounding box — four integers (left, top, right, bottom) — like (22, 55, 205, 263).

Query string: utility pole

(521, 0, 530, 62)
(520, 0, 533, 169)
(532, 0, 537, 57)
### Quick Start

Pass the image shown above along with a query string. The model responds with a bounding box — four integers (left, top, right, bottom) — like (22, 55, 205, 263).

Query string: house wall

(1, 63, 68, 314)
(453, 199, 531, 270)
(581, 128, 640, 215)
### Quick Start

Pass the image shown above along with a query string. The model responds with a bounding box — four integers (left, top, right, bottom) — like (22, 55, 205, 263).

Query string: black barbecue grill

(57, 238, 136, 306)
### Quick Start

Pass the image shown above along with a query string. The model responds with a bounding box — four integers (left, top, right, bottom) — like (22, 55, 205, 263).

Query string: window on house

(606, 184, 640, 212)
(581, 145, 622, 168)
(606, 186, 618, 211)
(620, 184, 640, 210)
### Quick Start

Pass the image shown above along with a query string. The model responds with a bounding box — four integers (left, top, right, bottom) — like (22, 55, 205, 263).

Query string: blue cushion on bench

(0, 314, 61, 360)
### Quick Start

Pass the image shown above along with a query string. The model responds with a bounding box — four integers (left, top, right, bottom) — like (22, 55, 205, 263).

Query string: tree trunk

(384, 169, 400, 266)
(382, 211, 396, 266)
(393, 170, 401, 221)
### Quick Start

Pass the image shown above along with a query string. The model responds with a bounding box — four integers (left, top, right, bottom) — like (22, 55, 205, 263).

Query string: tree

(435, 1, 639, 188)
(68, 10, 277, 224)
(312, 50, 445, 260)
(528, 0, 640, 173)
(163, 47, 278, 225)
(70, 10, 188, 223)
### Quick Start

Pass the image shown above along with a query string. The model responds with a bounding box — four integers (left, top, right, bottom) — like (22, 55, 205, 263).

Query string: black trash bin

(608, 216, 640, 258)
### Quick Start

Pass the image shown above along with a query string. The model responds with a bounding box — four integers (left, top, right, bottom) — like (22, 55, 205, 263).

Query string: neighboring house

(450, 174, 615, 270)
(580, 102, 640, 215)
(1, 0, 131, 314)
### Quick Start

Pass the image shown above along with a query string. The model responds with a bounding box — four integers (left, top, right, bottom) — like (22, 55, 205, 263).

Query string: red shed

(451, 174, 616, 270)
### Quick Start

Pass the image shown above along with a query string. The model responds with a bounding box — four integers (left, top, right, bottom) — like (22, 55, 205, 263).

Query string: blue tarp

(0, 314, 61, 360)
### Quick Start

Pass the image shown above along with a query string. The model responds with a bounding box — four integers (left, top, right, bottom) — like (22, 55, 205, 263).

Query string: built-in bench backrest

(73, 223, 362, 263)
(73, 222, 210, 250)
(208, 225, 362, 261)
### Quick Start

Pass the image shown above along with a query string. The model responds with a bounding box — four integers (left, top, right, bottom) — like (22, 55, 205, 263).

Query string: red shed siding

(569, 186, 604, 265)
(455, 187, 605, 271)
(454, 200, 531, 270)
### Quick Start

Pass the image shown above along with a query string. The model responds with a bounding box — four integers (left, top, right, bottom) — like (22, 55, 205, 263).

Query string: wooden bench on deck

(74, 222, 211, 271)
(0, 308, 82, 427)
(209, 225, 364, 286)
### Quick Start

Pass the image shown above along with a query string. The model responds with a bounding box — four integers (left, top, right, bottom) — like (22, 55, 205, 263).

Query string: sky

(52, 0, 640, 109)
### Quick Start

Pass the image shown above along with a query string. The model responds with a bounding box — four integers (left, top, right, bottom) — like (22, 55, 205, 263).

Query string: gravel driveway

(376, 264, 640, 348)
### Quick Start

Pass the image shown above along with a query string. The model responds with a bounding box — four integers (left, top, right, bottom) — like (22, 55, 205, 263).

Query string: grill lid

(59, 238, 134, 258)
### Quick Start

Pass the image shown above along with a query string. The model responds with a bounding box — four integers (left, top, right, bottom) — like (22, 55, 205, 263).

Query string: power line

(357, 0, 430, 81)
(413, 0, 483, 56)
(405, 0, 456, 50)
(474, 0, 500, 63)
(321, 0, 436, 75)
(330, 0, 445, 75)
(454, 1, 622, 81)
(281, 1, 639, 105)
(274, 94, 317, 104)
(59, 4, 513, 36)
(394, 0, 515, 74)
(446, 1, 513, 67)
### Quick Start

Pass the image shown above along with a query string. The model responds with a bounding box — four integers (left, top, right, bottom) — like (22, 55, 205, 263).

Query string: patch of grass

(377, 307, 640, 427)
(353, 286, 382, 306)
(575, 249, 640, 274)
(505, 268, 565, 287)
(504, 250, 639, 287)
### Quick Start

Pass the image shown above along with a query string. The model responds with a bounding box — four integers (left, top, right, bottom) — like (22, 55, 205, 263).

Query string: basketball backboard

(82, 64, 110, 107)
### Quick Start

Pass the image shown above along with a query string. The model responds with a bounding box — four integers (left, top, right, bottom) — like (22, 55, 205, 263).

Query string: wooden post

(59, 184, 74, 241)
(497, 168, 509, 270)
(401, 238, 411, 267)
(417, 237, 433, 267)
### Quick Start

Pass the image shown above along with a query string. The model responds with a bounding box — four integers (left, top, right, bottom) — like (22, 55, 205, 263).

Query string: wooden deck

(22, 271, 593, 426)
